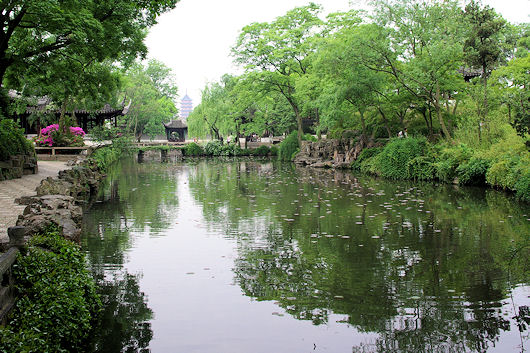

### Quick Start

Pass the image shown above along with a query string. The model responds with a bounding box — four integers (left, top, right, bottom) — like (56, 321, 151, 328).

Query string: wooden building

(163, 120, 188, 142)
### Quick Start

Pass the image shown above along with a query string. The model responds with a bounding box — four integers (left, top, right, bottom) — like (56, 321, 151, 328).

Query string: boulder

(16, 195, 83, 241)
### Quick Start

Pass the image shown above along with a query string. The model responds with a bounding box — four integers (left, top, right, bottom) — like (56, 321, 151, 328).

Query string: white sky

(145, 0, 530, 107)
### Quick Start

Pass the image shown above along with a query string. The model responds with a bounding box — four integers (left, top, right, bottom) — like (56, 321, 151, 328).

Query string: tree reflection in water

(187, 160, 529, 353)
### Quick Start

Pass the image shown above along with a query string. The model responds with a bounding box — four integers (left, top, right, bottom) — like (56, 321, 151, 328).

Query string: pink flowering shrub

(34, 124, 86, 147)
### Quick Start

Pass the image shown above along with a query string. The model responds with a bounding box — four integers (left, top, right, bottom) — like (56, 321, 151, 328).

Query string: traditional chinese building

(179, 93, 193, 121)
(163, 119, 188, 142)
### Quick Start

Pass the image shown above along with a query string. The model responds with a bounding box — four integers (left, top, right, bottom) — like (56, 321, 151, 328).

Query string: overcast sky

(145, 0, 529, 108)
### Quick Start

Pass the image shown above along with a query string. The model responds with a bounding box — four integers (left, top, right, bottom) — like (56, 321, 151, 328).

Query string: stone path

(0, 161, 70, 242)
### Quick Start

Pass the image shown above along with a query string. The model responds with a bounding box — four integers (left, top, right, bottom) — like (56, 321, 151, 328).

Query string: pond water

(81, 158, 530, 353)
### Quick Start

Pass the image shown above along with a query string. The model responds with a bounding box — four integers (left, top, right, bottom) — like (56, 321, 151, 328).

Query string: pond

(81, 158, 530, 353)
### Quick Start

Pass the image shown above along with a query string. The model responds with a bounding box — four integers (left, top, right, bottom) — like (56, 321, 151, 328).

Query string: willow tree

(232, 3, 322, 145)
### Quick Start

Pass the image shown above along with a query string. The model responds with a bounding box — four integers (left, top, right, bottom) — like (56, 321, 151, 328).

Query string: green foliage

(455, 157, 490, 185)
(251, 145, 272, 156)
(1, 1, 179, 113)
(407, 156, 436, 181)
(351, 147, 383, 172)
(370, 137, 430, 180)
(91, 137, 133, 171)
(0, 226, 101, 353)
(270, 146, 279, 156)
(514, 172, 530, 202)
(204, 141, 225, 156)
(434, 144, 473, 182)
(278, 131, 300, 161)
(0, 118, 34, 161)
(121, 60, 178, 141)
(89, 126, 124, 142)
(303, 134, 317, 142)
(184, 142, 204, 156)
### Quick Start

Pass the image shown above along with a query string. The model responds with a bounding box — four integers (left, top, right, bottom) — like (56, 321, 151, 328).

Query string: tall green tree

(232, 3, 323, 144)
(369, 0, 466, 141)
(122, 60, 178, 141)
(0, 0, 179, 111)
(463, 0, 506, 137)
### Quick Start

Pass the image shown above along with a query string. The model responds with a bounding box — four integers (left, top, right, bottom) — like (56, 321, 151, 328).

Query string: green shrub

(303, 133, 317, 142)
(372, 137, 430, 179)
(456, 157, 490, 185)
(251, 145, 271, 156)
(434, 143, 472, 182)
(0, 118, 34, 161)
(407, 155, 436, 181)
(91, 136, 132, 171)
(234, 145, 250, 156)
(0, 226, 101, 353)
(278, 131, 299, 161)
(184, 142, 204, 156)
(351, 147, 383, 171)
(514, 172, 530, 202)
(204, 141, 223, 156)
(270, 146, 278, 156)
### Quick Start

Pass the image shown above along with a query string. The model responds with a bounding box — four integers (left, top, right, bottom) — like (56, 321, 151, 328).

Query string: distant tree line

(187, 0, 528, 146)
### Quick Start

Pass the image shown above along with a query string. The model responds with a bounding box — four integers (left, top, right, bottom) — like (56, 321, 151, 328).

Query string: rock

(36, 177, 75, 197)
(16, 194, 83, 241)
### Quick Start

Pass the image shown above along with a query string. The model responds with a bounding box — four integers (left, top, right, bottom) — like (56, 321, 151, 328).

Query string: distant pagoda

(179, 92, 193, 121)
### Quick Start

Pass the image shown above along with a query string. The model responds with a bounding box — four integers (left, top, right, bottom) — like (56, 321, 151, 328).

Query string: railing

(34, 146, 92, 156)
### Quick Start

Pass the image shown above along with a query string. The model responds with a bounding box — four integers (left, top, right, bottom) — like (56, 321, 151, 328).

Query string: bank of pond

(0, 143, 528, 352)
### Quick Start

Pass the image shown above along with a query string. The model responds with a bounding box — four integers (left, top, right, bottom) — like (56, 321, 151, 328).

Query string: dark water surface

(81, 159, 530, 352)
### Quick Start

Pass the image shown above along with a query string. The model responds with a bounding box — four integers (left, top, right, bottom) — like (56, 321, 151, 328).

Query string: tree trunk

(295, 106, 303, 146)
(377, 106, 392, 138)
(358, 108, 367, 137)
(59, 97, 69, 133)
(435, 83, 452, 142)
(315, 108, 321, 140)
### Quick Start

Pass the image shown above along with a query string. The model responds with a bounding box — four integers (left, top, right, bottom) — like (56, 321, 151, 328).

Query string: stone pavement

(0, 161, 70, 243)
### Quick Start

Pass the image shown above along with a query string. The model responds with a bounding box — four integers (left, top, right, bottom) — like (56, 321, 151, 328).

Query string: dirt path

(0, 161, 70, 242)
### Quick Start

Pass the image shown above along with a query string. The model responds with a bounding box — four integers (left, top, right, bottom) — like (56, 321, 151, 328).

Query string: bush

(486, 152, 529, 191)
(407, 155, 436, 181)
(0, 226, 101, 352)
(303, 133, 317, 142)
(434, 143, 472, 182)
(184, 142, 204, 156)
(204, 141, 223, 156)
(34, 124, 85, 147)
(278, 131, 299, 161)
(250, 145, 271, 156)
(351, 147, 383, 171)
(0, 118, 34, 161)
(371, 137, 430, 179)
(91, 136, 133, 171)
(270, 146, 278, 156)
(456, 157, 490, 185)
(514, 172, 530, 202)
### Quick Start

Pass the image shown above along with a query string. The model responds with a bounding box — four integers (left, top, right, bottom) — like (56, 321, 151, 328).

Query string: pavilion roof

(164, 119, 188, 129)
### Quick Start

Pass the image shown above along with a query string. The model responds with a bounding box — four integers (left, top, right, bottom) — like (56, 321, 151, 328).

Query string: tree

(188, 78, 232, 141)
(122, 60, 178, 141)
(492, 55, 530, 138)
(232, 3, 323, 145)
(312, 18, 388, 137)
(369, 0, 467, 141)
(0, 0, 179, 111)
(463, 0, 506, 137)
